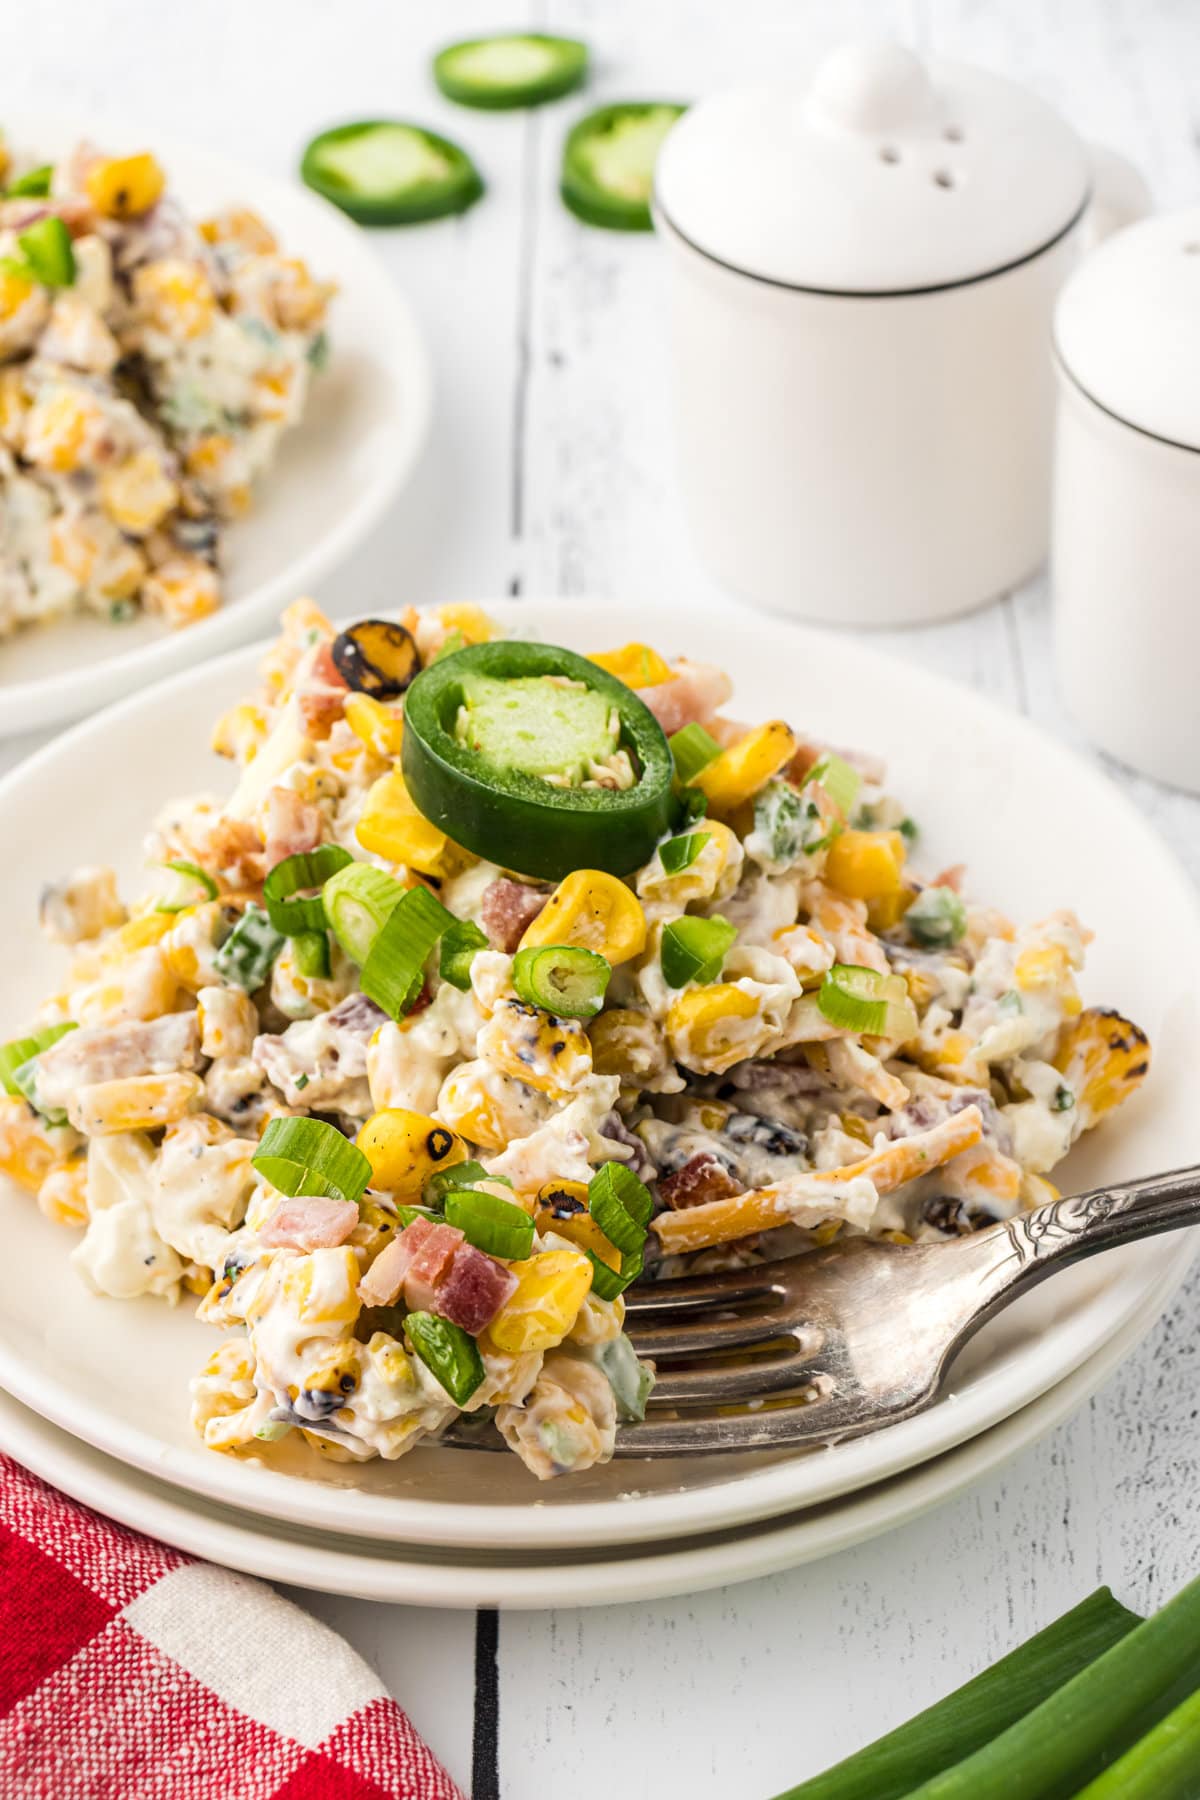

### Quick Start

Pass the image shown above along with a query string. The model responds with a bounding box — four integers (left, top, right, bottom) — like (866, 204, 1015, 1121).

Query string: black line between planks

(472, 1608, 501, 1799)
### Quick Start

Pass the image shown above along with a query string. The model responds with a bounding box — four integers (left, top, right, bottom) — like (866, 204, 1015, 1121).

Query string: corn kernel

(588, 643, 671, 687)
(199, 209, 277, 254)
(67, 1071, 204, 1135)
(100, 451, 178, 536)
(85, 152, 165, 218)
(1053, 1007, 1150, 1125)
(692, 721, 797, 815)
(476, 1001, 593, 1098)
(488, 1249, 594, 1354)
(281, 1246, 362, 1326)
(0, 1097, 64, 1193)
(519, 870, 646, 966)
(37, 1159, 89, 1228)
(532, 1183, 621, 1269)
(824, 829, 907, 904)
(357, 770, 452, 877)
(666, 984, 759, 1072)
(134, 258, 216, 339)
(143, 557, 220, 628)
(0, 268, 34, 322)
(211, 702, 269, 763)
(344, 693, 404, 759)
(356, 1108, 468, 1199)
(23, 387, 104, 473)
(587, 1008, 669, 1084)
(434, 603, 494, 645)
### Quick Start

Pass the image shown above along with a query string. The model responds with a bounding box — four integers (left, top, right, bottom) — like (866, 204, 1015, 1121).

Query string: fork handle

(997, 1162, 1200, 1290)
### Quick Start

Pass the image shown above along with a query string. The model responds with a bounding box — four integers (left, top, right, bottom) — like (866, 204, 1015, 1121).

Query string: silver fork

(608, 1165, 1200, 1456)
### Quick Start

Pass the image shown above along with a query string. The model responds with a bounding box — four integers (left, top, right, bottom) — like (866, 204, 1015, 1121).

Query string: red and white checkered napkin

(0, 1454, 464, 1800)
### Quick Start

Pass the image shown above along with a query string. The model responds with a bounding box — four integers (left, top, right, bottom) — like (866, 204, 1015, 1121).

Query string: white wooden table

(8, 3, 1200, 1793)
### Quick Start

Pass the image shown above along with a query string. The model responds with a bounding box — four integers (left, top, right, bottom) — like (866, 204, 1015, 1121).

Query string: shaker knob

(805, 41, 938, 135)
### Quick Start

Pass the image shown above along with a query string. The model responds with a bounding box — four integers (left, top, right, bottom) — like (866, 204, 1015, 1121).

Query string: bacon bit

(260, 1195, 359, 1250)
(207, 817, 267, 889)
(658, 1152, 743, 1211)
(933, 864, 966, 893)
(297, 643, 349, 739)
(436, 1245, 517, 1333)
(480, 878, 549, 953)
(357, 1229, 416, 1308)
(263, 786, 323, 868)
(634, 662, 733, 737)
(404, 1221, 466, 1313)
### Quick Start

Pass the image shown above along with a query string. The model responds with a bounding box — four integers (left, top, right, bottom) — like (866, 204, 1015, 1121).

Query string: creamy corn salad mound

(0, 600, 1151, 1482)
(0, 136, 333, 638)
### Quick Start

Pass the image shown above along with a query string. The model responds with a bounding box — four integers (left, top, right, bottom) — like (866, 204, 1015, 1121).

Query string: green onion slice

(439, 917, 489, 991)
(396, 1203, 443, 1228)
(424, 1159, 509, 1205)
(804, 752, 862, 817)
(669, 722, 721, 785)
(323, 862, 407, 965)
(405, 1310, 486, 1405)
(596, 1335, 655, 1422)
(252, 1116, 372, 1204)
(660, 915, 737, 989)
(443, 1187, 534, 1259)
(6, 164, 53, 198)
(659, 831, 711, 877)
(585, 1242, 644, 1301)
(212, 905, 285, 993)
(293, 930, 331, 980)
(361, 884, 455, 1019)
(0, 1021, 76, 1099)
(511, 944, 611, 1019)
(906, 886, 967, 950)
(1072, 1682, 1200, 1799)
(154, 859, 219, 914)
(16, 215, 75, 287)
(264, 844, 353, 935)
(587, 1161, 652, 1255)
(817, 964, 917, 1041)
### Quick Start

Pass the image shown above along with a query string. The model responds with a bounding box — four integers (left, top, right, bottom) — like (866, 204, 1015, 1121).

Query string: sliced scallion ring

(659, 831, 711, 877)
(818, 964, 918, 1041)
(585, 1241, 644, 1301)
(561, 102, 687, 231)
(323, 862, 408, 966)
(154, 859, 219, 914)
(252, 1116, 372, 1204)
(300, 121, 484, 226)
(264, 844, 353, 936)
(212, 905, 285, 993)
(906, 885, 968, 950)
(443, 1187, 534, 1259)
(293, 930, 332, 980)
(360, 884, 455, 1019)
(396, 1203, 443, 1229)
(587, 1161, 652, 1256)
(424, 1159, 507, 1206)
(804, 752, 861, 817)
(511, 944, 611, 1019)
(405, 1310, 486, 1405)
(669, 722, 721, 785)
(660, 915, 737, 988)
(433, 33, 588, 110)
(0, 1021, 76, 1100)
(439, 918, 489, 991)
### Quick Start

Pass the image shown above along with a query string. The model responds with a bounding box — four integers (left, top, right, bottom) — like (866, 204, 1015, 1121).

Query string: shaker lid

(654, 42, 1090, 293)
(1055, 208, 1200, 451)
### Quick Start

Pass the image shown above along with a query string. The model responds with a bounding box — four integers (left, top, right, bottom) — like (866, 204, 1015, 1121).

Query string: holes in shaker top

(879, 145, 901, 164)
(932, 168, 957, 188)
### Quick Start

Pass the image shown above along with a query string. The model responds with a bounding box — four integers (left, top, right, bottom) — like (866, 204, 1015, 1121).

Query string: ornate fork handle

(997, 1163, 1200, 1291)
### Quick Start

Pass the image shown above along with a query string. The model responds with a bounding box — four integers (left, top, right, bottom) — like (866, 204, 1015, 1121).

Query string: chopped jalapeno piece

(433, 33, 588, 110)
(331, 619, 420, 699)
(10, 214, 75, 287)
(301, 121, 484, 226)
(659, 831, 711, 876)
(561, 102, 687, 231)
(660, 915, 736, 988)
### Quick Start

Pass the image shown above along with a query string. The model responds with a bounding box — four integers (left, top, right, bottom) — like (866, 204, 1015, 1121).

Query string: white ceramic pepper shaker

(1053, 209, 1200, 791)
(654, 41, 1148, 628)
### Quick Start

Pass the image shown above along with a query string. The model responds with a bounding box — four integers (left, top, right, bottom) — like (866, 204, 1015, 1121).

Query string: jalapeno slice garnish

(433, 33, 588, 110)
(300, 121, 484, 225)
(401, 639, 674, 881)
(332, 618, 420, 698)
(560, 102, 687, 231)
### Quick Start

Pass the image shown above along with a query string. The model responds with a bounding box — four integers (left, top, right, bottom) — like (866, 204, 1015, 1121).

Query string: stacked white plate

(0, 604, 1196, 1607)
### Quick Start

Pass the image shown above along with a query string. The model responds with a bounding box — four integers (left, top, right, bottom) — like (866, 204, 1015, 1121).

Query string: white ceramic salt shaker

(1053, 208, 1200, 791)
(654, 42, 1148, 627)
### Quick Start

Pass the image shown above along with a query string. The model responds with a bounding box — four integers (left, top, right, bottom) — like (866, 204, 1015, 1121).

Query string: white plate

(0, 112, 432, 736)
(0, 601, 1196, 1551)
(0, 1253, 1183, 1609)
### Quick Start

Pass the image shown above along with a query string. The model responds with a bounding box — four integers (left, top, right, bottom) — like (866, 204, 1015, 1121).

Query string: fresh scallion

(424, 1160, 511, 1205)
(511, 943, 611, 1018)
(443, 1187, 534, 1259)
(659, 831, 711, 877)
(322, 861, 408, 966)
(587, 1161, 652, 1255)
(153, 859, 218, 913)
(596, 1334, 655, 1422)
(906, 886, 967, 950)
(669, 722, 721, 785)
(396, 1203, 442, 1228)
(405, 1310, 485, 1406)
(818, 964, 917, 1041)
(252, 1116, 372, 1204)
(0, 1021, 77, 1110)
(585, 1242, 643, 1300)
(772, 1586, 1142, 1800)
(439, 917, 489, 991)
(805, 753, 862, 817)
(263, 844, 353, 935)
(293, 931, 332, 980)
(213, 905, 285, 992)
(15, 215, 75, 287)
(6, 164, 53, 198)
(675, 785, 709, 828)
(660, 915, 737, 988)
(361, 884, 455, 1019)
(1072, 1682, 1200, 1798)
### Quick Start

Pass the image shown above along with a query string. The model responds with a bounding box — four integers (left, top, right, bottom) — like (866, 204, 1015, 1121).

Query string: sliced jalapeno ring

(300, 121, 484, 226)
(331, 618, 420, 699)
(433, 33, 588, 110)
(560, 102, 687, 231)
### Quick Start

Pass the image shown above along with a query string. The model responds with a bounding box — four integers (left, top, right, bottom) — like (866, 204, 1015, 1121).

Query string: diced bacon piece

(297, 644, 349, 738)
(260, 1195, 359, 1250)
(263, 785, 323, 868)
(404, 1221, 466, 1312)
(634, 662, 733, 737)
(658, 1152, 743, 1211)
(481, 878, 549, 953)
(933, 864, 966, 893)
(357, 1221, 426, 1307)
(435, 1244, 518, 1334)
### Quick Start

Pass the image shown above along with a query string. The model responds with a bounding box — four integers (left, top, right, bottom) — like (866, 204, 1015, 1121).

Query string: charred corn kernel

(488, 1249, 594, 1354)
(666, 984, 758, 1068)
(533, 1183, 621, 1269)
(199, 208, 277, 253)
(344, 693, 404, 758)
(211, 702, 269, 762)
(692, 721, 798, 815)
(356, 770, 452, 877)
(37, 1159, 89, 1228)
(588, 643, 671, 687)
(436, 1064, 527, 1153)
(23, 387, 104, 473)
(520, 870, 646, 966)
(824, 829, 907, 904)
(0, 1098, 64, 1193)
(356, 1108, 467, 1198)
(85, 151, 165, 218)
(1053, 1007, 1150, 1124)
(68, 1072, 204, 1135)
(99, 450, 178, 536)
(133, 258, 216, 338)
(434, 603, 494, 645)
(0, 268, 34, 320)
(281, 1247, 361, 1326)
(294, 1339, 361, 1401)
(143, 557, 220, 628)
(587, 1008, 670, 1085)
(476, 1001, 593, 1098)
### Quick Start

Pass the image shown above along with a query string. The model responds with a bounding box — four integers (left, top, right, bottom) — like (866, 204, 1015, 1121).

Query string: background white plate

(0, 1254, 1183, 1610)
(0, 112, 432, 735)
(0, 602, 1195, 1551)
